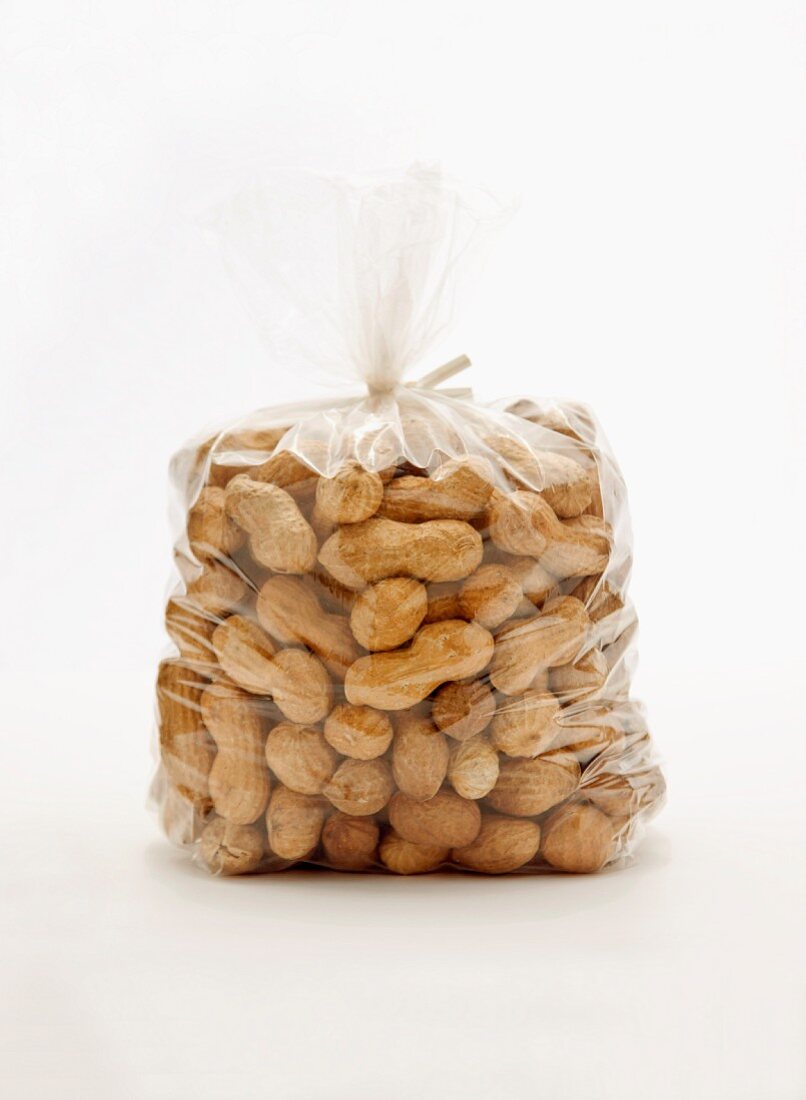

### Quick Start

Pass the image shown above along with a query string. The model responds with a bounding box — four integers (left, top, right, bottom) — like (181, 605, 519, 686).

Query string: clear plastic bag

(151, 166, 665, 875)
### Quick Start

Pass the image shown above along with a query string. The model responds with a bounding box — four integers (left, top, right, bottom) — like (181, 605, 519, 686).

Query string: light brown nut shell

(550, 648, 608, 703)
(165, 599, 218, 665)
(486, 752, 581, 817)
(211, 615, 277, 694)
(226, 475, 317, 573)
(185, 561, 247, 616)
(379, 831, 449, 875)
(349, 577, 427, 651)
(200, 817, 264, 875)
(452, 814, 541, 873)
(257, 575, 360, 679)
(188, 486, 245, 558)
(378, 458, 494, 522)
(490, 597, 589, 695)
(392, 713, 450, 802)
(157, 660, 215, 813)
(431, 680, 495, 742)
(201, 683, 270, 824)
(321, 813, 380, 869)
(315, 462, 384, 524)
(323, 759, 395, 816)
(389, 790, 482, 849)
(265, 723, 338, 796)
(490, 691, 563, 758)
(540, 802, 614, 872)
(266, 786, 326, 861)
(459, 564, 523, 629)
(318, 517, 483, 589)
(447, 737, 500, 800)
(323, 704, 394, 760)
(345, 620, 494, 711)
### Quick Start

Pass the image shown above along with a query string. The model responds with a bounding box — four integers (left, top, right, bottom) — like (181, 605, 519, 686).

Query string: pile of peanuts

(155, 401, 664, 875)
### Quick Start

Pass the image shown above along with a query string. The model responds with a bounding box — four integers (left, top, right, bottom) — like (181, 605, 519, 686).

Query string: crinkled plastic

(150, 166, 665, 876)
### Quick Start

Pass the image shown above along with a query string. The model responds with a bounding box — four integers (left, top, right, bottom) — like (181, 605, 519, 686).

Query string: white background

(3, 2, 805, 1097)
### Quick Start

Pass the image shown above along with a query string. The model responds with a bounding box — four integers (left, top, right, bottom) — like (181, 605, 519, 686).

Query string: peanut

(490, 691, 563, 758)
(389, 790, 482, 848)
(392, 713, 450, 801)
(315, 462, 384, 524)
(349, 577, 427, 650)
(318, 517, 483, 589)
(486, 752, 580, 817)
(201, 683, 270, 824)
(185, 561, 247, 615)
(321, 813, 379, 869)
(165, 599, 217, 664)
(250, 449, 318, 499)
(226, 475, 317, 573)
(540, 802, 614, 872)
(188, 486, 245, 558)
(345, 620, 494, 711)
(323, 758, 395, 816)
(489, 491, 610, 579)
(157, 660, 215, 812)
(378, 458, 494, 522)
(323, 704, 393, 760)
(160, 781, 207, 846)
(452, 814, 541, 873)
(265, 722, 338, 795)
(212, 615, 332, 723)
(487, 434, 593, 518)
(569, 575, 624, 622)
(490, 596, 589, 695)
(551, 711, 623, 764)
(379, 831, 449, 874)
(431, 680, 495, 742)
(447, 737, 499, 800)
(266, 785, 326, 860)
(424, 582, 463, 623)
(200, 817, 264, 875)
(550, 648, 608, 702)
(257, 575, 360, 679)
(458, 564, 523, 629)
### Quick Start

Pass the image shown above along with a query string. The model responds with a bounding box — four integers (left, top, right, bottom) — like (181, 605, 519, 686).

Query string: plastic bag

(151, 166, 665, 875)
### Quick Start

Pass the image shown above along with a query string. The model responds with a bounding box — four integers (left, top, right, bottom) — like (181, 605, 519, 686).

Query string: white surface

(2, 2, 805, 1098)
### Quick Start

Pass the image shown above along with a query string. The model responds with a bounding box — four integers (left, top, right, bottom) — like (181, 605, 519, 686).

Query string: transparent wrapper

(150, 167, 665, 876)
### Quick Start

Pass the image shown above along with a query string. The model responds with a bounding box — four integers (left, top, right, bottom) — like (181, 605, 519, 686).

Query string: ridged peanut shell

(540, 802, 614, 872)
(265, 723, 338, 795)
(323, 704, 393, 760)
(315, 462, 384, 524)
(200, 818, 263, 875)
(378, 458, 494, 522)
(188, 486, 245, 558)
(452, 814, 541, 873)
(323, 759, 395, 816)
(486, 752, 581, 817)
(447, 736, 499, 800)
(266, 786, 326, 860)
(350, 577, 427, 651)
(379, 831, 449, 875)
(431, 680, 495, 742)
(392, 713, 450, 802)
(490, 692, 563, 758)
(490, 597, 589, 695)
(226, 475, 317, 573)
(157, 660, 215, 812)
(389, 790, 482, 848)
(321, 813, 379, 869)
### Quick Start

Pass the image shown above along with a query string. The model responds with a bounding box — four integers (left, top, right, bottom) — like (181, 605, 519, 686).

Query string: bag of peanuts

(151, 167, 665, 876)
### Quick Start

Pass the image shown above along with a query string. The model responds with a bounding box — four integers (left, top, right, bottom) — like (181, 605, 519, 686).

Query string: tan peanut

(569, 575, 624, 622)
(188, 486, 245, 558)
(165, 599, 217, 664)
(389, 790, 482, 848)
(447, 737, 499, 800)
(315, 462, 384, 524)
(160, 781, 207, 846)
(201, 683, 270, 824)
(225, 474, 317, 573)
(266, 785, 326, 860)
(550, 648, 608, 702)
(345, 620, 494, 711)
(257, 576, 360, 679)
(507, 557, 557, 606)
(490, 691, 563, 758)
(200, 817, 264, 875)
(318, 517, 483, 589)
(349, 578, 427, 650)
(264, 722, 338, 795)
(378, 457, 494, 522)
(540, 802, 614, 872)
(323, 704, 393, 760)
(392, 713, 450, 802)
(379, 831, 449, 874)
(157, 660, 215, 812)
(212, 615, 332, 724)
(487, 434, 593, 518)
(185, 561, 247, 615)
(424, 582, 463, 623)
(321, 813, 379, 869)
(490, 596, 590, 695)
(452, 814, 541, 873)
(458, 564, 523, 628)
(489, 491, 609, 579)
(551, 710, 623, 764)
(486, 752, 581, 817)
(431, 680, 495, 742)
(250, 449, 319, 499)
(323, 759, 395, 816)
